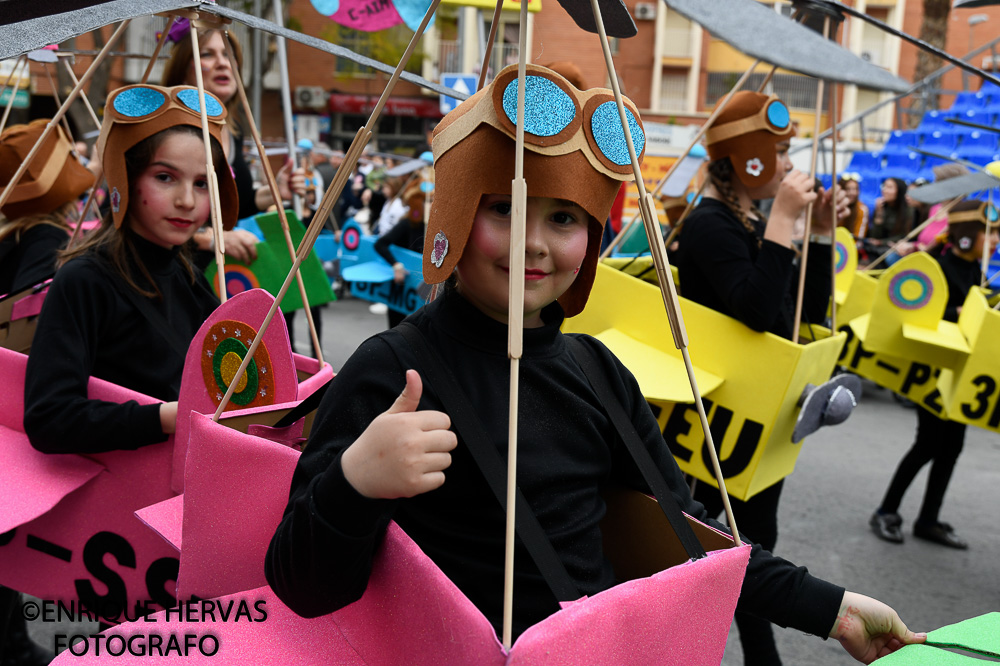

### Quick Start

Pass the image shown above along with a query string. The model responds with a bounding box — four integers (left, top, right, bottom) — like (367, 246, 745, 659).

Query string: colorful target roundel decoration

(200, 320, 276, 411)
(217, 265, 260, 300)
(888, 269, 933, 311)
(834, 241, 848, 273)
(342, 226, 361, 251)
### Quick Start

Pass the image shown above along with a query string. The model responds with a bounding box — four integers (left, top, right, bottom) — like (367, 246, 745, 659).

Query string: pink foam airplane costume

(0, 288, 332, 616)
(50, 377, 749, 665)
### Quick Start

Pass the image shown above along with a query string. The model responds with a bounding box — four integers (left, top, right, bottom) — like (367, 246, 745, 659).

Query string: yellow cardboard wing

(849, 252, 970, 369)
(836, 269, 878, 329)
(834, 325, 949, 419)
(833, 227, 858, 306)
(937, 288, 1000, 433)
(566, 263, 846, 500)
(601, 255, 678, 288)
(591, 328, 723, 403)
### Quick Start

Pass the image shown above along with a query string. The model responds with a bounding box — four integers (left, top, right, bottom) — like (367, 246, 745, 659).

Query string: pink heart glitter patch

(431, 231, 449, 268)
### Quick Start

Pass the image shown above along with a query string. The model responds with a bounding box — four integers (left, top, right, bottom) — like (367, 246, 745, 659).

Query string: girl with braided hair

(675, 91, 846, 666)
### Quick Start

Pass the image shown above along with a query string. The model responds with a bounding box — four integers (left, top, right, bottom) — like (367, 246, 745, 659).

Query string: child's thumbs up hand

(342, 369, 457, 499)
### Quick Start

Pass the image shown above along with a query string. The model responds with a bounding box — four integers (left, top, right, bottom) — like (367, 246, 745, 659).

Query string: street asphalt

(26, 294, 1000, 664)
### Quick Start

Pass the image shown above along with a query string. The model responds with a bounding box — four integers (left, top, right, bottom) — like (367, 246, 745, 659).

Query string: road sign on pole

(440, 73, 476, 115)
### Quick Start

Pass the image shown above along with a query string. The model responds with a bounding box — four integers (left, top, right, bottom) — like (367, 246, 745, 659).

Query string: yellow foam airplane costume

(833, 226, 859, 308)
(566, 263, 846, 500)
(829, 244, 1000, 435)
(849, 252, 970, 368)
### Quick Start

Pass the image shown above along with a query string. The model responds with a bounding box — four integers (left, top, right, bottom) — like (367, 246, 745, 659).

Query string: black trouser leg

(695, 479, 785, 666)
(283, 307, 325, 360)
(0, 588, 52, 666)
(309, 305, 324, 360)
(879, 408, 963, 517)
(0, 586, 18, 662)
(914, 410, 966, 525)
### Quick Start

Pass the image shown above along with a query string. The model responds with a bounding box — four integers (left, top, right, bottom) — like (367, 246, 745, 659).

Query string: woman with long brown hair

(161, 21, 304, 263)
(837, 172, 869, 237)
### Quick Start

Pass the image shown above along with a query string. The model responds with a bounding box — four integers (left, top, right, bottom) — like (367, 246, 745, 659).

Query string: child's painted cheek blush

(467, 219, 508, 260)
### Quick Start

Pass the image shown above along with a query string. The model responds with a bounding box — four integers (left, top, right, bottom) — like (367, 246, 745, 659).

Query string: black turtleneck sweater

(266, 288, 844, 640)
(677, 198, 831, 339)
(0, 224, 69, 296)
(23, 233, 219, 454)
(935, 248, 982, 323)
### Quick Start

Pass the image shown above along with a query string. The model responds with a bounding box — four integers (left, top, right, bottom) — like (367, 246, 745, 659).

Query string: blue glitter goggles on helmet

(104, 85, 226, 123)
(98, 84, 234, 229)
(106, 84, 227, 125)
(434, 63, 645, 178)
(705, 94, 792, 145)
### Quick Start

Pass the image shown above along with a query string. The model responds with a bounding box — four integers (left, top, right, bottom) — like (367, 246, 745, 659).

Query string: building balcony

(435, 39, 519, 78)
(659, 26, 694, 59)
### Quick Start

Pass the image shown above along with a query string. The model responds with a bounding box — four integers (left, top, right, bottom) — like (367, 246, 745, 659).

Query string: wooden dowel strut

(502, 0, 530, 646)
(792, 16, 830, 343)
(0, 21, 130, 212)
(588, 0, 741, 545)
(223, 31, 324, 366)
(828, 80, 839, 332)
(0, 57, 28, 136)
(479, 0, 504, 91)
(60, 60, 102, 129)
(142, 15, 176, 84)
(189, 26, 228, 303)
(213, 0, 441, 421)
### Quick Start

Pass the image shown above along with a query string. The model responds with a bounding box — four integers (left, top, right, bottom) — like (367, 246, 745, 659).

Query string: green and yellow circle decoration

(200, 320, 276, 411)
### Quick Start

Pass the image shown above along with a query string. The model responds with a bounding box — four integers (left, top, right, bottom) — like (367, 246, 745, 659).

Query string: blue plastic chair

(951, 91, 989, 112)
(882, 129, 920, 155)
(980, 80, 1000, 101)
(919, 110, 948, 130)
(846, 151, 882, 172)
(954, 109, 994, 129)
(960, 130, 999, 155)
(920, 130, 961, 152)
(860, 176, 882, 202)
(884, 151, 922, 171)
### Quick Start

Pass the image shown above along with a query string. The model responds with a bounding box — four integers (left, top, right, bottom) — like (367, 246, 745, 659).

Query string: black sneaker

(913, 521, 968, 549)
(869, 511, 904, 543)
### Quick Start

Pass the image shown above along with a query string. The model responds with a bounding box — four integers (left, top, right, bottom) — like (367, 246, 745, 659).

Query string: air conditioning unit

(634, 2, 656, 20)
(295, 86, 326, 109)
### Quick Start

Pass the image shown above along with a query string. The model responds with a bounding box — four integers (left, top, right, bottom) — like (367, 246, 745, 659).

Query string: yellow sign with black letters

(567, 263, 846, 500)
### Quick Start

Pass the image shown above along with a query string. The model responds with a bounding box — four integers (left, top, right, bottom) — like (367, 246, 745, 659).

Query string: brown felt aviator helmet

(97, 84, 238, 231)
(425, 63, 644, 317)
(0, 120, 95, 220)
(704, 91, 795, 189)
(947, 200, 994, 252)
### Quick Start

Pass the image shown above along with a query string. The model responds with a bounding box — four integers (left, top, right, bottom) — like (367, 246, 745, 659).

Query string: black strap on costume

(273, 377, 331, 429)
(566, 336, 706, 561)
(395, 322, 580, 602)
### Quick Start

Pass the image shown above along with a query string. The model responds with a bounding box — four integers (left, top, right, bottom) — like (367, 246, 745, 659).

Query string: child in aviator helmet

(23, 84, 238, 454)
(871, 200, 998, 550)
(0, 120, 95, 296)
(675, 90, 849, 666)
(267, 66, 920, 661)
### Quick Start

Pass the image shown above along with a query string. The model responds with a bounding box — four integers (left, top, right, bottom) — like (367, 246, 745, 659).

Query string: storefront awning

(328, 93, 444, 118)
